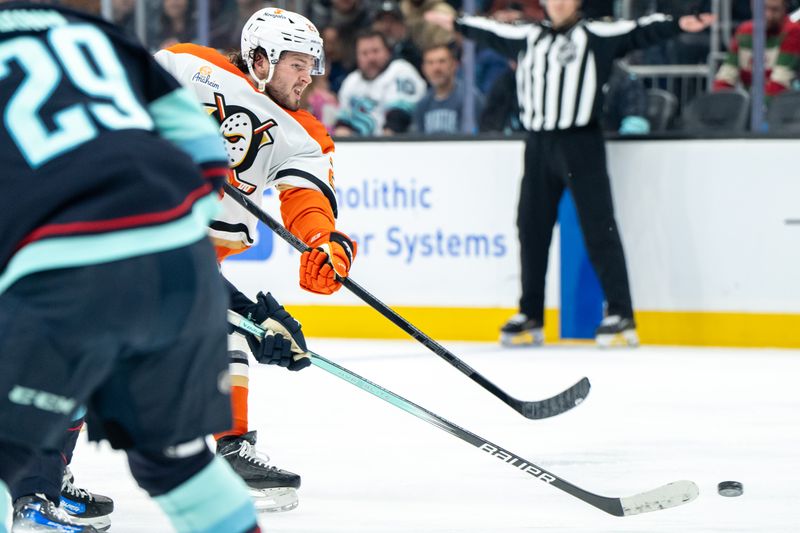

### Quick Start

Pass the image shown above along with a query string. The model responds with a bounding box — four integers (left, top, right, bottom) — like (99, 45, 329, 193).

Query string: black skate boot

(217, 431, 300, 513)
(500, 313, 544, 347)
(13, 494, 100, 532)
(59, 467, 113, 531)
(595, 315, 639, 348)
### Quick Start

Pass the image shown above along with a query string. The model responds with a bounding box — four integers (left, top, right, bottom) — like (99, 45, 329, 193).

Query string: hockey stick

(222, 182, 589, 419)
(227, 309, 699, 517)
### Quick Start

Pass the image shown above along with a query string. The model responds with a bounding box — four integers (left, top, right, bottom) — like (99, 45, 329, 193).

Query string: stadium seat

(645, 89, 678, 131)
(766, 90, 800, 133)
(681, 90, 750, 132)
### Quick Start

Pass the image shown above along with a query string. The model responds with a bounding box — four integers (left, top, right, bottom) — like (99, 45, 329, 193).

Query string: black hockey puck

(717, 481, 743, 497)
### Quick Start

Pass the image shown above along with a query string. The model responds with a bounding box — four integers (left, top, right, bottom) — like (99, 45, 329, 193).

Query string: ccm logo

(479, 443, 556, 483)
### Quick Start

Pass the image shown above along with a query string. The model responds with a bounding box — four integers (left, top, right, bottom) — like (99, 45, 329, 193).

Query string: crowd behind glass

(47, 0, 800, 135)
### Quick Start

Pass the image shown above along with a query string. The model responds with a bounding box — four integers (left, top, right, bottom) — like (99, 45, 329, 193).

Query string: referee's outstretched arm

(454, 16, 534, 58)
(454, 13, 715, 60)
(586, 13, 714, 59)
(444, 10, 713, 132)
(587, 14, 684, 58)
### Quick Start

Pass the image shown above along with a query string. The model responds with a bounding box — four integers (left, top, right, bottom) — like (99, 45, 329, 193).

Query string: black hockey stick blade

(222, 182, 590, 420)
(226, 310, 699, 517)
(515, 376, 591, 419)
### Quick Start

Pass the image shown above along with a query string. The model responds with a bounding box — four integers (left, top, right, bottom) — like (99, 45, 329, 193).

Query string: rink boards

(222, 138, 800, 348)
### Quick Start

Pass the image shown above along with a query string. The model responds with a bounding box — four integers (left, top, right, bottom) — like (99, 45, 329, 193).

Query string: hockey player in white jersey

(155, 7, 357, 512)
(335, 29, 427, 136)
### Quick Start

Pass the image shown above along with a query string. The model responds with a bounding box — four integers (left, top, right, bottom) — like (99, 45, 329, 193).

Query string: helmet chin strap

(247, 60, 275, 92)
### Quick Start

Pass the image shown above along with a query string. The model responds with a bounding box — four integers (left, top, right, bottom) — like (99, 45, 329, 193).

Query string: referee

(449, 1, 713, 347)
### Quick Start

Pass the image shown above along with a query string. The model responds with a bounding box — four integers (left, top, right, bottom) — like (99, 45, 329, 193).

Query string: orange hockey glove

(300, 231, 357, 295)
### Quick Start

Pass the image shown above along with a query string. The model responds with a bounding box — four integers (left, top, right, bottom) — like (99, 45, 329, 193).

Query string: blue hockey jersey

(0, 2, 229, 293)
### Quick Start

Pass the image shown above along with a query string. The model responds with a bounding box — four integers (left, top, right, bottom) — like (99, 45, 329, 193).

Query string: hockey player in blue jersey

(0, 3, 261, 532)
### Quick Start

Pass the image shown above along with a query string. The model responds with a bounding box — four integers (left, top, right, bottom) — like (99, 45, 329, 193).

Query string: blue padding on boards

(558, 191, 604, 339)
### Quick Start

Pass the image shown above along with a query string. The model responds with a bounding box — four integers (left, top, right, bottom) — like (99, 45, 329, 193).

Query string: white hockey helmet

(241, 7, 325, 91)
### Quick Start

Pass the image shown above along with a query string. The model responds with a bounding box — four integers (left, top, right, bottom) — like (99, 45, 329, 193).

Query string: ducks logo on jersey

(207, 92, 277, 194)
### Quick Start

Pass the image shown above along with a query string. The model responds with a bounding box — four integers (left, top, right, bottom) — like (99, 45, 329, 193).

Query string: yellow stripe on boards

(635, 310, 800, 348)
(284, 305, 560, 342)
(284, 305, 800, 348)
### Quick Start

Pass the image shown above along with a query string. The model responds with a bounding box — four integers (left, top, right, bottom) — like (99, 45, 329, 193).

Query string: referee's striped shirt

(457, 14, 682, 132)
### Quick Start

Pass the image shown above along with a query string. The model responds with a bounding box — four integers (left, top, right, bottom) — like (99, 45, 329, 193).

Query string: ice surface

(68, 340, 800, 532)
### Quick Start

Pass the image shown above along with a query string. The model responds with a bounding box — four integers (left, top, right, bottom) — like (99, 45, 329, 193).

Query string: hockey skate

(500, 313, 544, 347)
(13, 494, 100, 533)
(595, 315, 639, 347)
(59, 467, 113, 531)
(217, 431, 301, 513)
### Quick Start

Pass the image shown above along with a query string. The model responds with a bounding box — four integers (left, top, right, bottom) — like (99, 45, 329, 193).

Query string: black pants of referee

(517, 124, 633, 324)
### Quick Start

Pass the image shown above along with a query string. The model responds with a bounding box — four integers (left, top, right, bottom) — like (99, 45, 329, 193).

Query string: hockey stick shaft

(222, 182, 589, 420)
(227, 310, 698, 517)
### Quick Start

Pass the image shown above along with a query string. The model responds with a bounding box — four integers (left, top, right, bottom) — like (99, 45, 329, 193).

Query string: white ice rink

(69, 339, 800, 532)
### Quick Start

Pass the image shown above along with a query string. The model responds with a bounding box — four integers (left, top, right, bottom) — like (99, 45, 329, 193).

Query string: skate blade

(250, 487, 299, 513)
(596, 330, 639, 348)
(500, 330, 544, 347)
(66, 514, 111, 531)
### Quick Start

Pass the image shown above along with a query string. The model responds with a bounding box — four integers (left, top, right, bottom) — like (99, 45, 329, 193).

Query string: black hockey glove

(242, 292, 310, 371)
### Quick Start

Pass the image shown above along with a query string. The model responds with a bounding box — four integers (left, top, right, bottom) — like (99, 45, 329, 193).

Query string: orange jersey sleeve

(279, 187, 336, 245)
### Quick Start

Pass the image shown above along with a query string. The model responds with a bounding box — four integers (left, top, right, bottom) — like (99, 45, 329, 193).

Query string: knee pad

(127, 440, 213, 497)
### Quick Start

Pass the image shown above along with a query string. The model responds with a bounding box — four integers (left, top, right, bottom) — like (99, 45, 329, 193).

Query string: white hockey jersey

(154, 44, 337, 253)
(336, 58, 426, 136)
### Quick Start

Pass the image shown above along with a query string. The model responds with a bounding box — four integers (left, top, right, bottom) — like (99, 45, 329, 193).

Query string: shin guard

(154, 456, 257, 533)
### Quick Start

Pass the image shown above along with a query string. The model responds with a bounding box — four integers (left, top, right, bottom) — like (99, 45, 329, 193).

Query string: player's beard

(266, 83, 303, 111)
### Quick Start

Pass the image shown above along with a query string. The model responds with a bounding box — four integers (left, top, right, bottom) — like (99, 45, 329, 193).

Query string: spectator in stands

(322, 26, 351, 93)
(603, 63, 651, 135)
(112, 0, 136, 36)
(482, 0, 544, 22)
(581, 0, 614, 18)
(59, 0, 100, 15)
(335, 30, 426, 136)
(413, 42, 484, 134)
(302, 70, 340, 132)
(630, 1, 712, 65)
(714, 0, 800, 98)
(315, 0, 374, 73)
(210, 0, 269, 50)
(479, 60, 521, 133)
(151, 0, 195, 50)
(402, 0, 457, 51)
(474, 1, 534, 94)
(475, 46, 511, 94)
(644, 0, 751, 22)
(373, 0, 423, 72)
